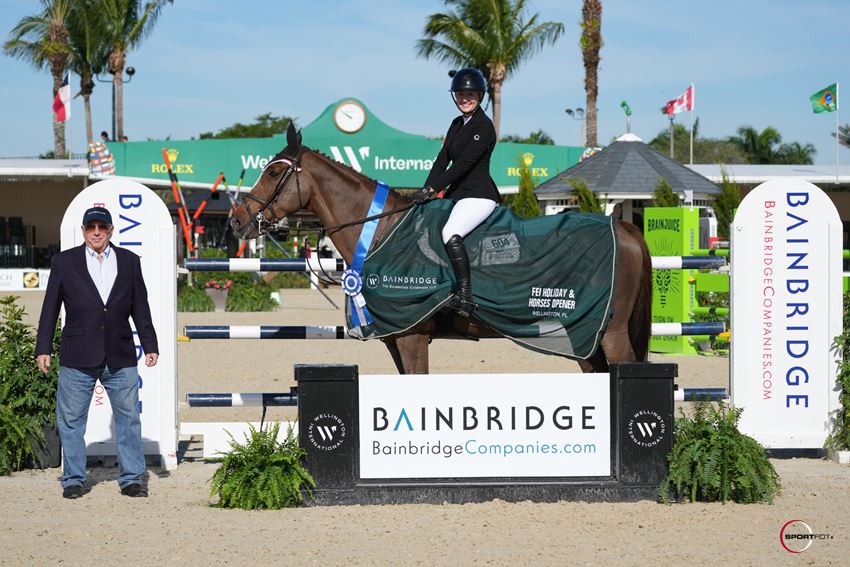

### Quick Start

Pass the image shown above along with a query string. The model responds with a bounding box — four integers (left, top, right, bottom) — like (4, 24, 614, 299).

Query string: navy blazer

(424, 106, 500, 203)
(36, 244, 159, 369)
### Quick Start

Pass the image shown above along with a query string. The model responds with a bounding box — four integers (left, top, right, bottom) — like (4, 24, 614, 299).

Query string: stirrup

(448, 294, 476, 318)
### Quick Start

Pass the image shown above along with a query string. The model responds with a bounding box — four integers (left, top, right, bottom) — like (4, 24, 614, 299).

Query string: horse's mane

(305, 146, 410, 203)
(271, 140, 409, 203)
(307, 147, 377, 185)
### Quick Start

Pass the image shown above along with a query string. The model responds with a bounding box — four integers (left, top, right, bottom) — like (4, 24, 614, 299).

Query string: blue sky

(2, 0, 848, 165)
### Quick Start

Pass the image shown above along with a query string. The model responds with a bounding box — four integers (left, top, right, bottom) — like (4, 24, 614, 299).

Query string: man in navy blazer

(36, 206, 158, 499)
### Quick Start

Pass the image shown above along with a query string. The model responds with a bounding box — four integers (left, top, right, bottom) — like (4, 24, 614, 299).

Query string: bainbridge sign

(731, 179, 842, 449)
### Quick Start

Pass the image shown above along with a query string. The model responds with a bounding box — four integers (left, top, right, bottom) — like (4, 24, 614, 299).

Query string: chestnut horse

(231, 125, 652, 374)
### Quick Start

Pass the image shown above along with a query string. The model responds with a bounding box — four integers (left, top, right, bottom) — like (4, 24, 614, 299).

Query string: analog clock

(333, 100, 366, 133)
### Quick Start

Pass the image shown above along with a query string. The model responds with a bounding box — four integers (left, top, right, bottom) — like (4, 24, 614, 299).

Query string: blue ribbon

(347, 181, 389, 327)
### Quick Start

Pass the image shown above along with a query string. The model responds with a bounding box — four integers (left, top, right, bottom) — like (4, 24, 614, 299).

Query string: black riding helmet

(450, 68, 487, 92)
(449, 68, 487, 108)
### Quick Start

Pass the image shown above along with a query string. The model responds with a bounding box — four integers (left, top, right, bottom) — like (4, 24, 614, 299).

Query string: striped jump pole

(651, 321, 725, 336)
(191, 256, 726, 272)
(183, 322, 726, 340)
(185, 257, 346, 272)
(184, 325, 349, 339)
(187, 392, 298, 407)
(674, 388, 728, 402)
(651, 256, 727, 270)
(187, 388, 726, 406)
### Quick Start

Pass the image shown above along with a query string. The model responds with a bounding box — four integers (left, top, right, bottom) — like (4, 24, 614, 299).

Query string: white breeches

(441, 198, 498, 243)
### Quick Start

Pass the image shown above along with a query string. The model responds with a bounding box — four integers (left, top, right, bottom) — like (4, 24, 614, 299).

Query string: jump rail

(184, 256, 725, 272)
(184, 257, 345, 272)
(187, 388, 729, 407)
(183, 321, 727, 340)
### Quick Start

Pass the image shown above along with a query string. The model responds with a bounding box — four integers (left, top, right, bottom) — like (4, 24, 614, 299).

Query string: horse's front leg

(385, 333, 430, 374)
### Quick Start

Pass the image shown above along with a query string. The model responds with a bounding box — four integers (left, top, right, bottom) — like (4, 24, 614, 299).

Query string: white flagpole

(64, 72, 71, 159)
(689, 83, 695, 165)
(836, 81, 840, 185)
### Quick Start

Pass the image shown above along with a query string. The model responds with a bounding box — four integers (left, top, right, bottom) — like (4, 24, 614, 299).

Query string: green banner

(108, 98, 582, 189)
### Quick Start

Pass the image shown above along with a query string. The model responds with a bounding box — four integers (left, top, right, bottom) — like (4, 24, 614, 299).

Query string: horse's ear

(286, 122, 301, 150)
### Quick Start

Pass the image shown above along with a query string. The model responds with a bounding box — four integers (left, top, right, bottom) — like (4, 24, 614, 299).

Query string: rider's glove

(411, 187, 434, 203)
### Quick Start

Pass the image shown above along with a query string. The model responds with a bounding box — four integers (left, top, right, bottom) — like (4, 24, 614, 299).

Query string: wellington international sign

(107, 97, 584, 189)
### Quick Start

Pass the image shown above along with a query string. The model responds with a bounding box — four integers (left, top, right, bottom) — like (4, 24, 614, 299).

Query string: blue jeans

(57, 365, 146, 489)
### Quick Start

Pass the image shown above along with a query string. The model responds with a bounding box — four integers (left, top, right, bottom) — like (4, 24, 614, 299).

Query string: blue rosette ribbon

(346, 181, 389, 329)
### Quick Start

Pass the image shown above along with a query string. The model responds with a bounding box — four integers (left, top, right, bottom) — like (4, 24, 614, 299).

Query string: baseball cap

(82, 206, 113, 226)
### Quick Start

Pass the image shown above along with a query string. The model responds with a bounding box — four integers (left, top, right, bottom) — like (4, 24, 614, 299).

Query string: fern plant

(0, 381, 41, 475)
(660, 401, 781, 504)
(826, 292, 850, 451)
(209, 422, 315, 509)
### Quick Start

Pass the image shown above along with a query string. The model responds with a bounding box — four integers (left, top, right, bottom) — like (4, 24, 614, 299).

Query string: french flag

(53, 72, 71, 122)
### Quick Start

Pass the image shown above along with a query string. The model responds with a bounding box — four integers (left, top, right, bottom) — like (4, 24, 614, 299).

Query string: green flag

(620, 100, 632, 116)
(810, 83, 838, 113)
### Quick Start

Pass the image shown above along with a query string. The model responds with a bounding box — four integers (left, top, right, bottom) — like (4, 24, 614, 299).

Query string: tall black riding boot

(445, 234, 475, 317)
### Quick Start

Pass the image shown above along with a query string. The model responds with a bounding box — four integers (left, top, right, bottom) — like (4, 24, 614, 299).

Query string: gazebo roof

(535, 133, 720, 196)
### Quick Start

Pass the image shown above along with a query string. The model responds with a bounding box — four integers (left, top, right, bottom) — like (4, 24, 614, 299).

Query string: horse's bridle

(242, 149, 305, 236)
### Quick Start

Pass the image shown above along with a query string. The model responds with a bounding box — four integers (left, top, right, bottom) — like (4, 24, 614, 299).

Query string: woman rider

(412, 68, 501, 317)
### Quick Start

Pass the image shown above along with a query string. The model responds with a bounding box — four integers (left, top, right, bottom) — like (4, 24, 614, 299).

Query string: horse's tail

(621, 221, 652, 362)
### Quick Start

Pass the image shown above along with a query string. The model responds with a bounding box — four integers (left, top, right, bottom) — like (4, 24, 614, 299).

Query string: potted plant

(659, 401, 781, 504)
(0, 296, 61, 471)
(209, 422, 315, 509)
(204, 278, 233, 311)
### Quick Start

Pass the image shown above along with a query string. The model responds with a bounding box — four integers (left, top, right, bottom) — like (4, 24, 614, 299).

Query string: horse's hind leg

(383, 333, 430, 374)
(578, 348, 609, 373)
(600, 328, 637, 365)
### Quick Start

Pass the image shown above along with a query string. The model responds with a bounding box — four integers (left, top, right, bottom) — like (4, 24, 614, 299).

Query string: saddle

(345, 200, 618, 360)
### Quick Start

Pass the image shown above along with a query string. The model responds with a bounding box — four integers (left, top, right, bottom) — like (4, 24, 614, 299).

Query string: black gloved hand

(411, 187, 434, 203)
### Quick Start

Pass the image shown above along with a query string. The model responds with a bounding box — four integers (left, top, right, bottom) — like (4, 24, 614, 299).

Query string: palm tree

(728, 125, 782, 164)
(97, 0, 170, 141)
(580, 0, 602, 147)
(777, 141, 816, 165)
(500, 129, 555, 144)
(416, 0, 563, 137)
(4, 0, 71, 157)
(67, 0, 110, 145)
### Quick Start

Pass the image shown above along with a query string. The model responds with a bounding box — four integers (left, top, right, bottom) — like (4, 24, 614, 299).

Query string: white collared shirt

(85, 245, 117, 304)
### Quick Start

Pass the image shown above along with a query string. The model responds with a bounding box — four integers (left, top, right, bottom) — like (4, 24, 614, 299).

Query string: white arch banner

(61, 179, 177, 469)
(731, 178, 842, 449)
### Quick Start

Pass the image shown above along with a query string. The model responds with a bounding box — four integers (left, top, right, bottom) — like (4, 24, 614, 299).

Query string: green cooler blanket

(345, 200, 618, 359)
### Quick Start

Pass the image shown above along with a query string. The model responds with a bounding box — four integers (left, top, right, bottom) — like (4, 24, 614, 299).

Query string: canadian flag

(52, 72, 71, 122)
(665, 84, 694, 115)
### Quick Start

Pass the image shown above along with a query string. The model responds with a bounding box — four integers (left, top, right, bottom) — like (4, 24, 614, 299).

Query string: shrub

(652, 177, 680, 207)
(0, 381, 41, 475)
(226, 282, 278, 312)
(660, 401, 780, 504)
(0, 295, 60, 474)
(511, 162, 542, 218)
(209, 422, 315, 509)
(568, 177, 603, 213)
(827, 292, 850, 452)
(177, 284, 214, 312)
